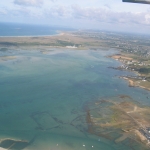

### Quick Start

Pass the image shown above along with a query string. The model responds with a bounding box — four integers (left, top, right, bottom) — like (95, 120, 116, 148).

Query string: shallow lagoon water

(0, 49, 150, 150)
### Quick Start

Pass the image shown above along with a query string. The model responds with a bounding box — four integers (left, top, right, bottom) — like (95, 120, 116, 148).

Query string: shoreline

(110, 54, 150, 92)
(120, 76, 150, 91)
(120, 77, 135, 87)
(86, 97, 150, 149)
(0, 31, 63, 38)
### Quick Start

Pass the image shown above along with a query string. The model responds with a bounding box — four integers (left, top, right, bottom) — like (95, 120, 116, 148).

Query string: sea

(0, 23, 150, 150)
(0, 22, 72, 37)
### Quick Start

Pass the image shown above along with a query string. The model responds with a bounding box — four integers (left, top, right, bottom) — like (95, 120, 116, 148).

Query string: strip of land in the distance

(0, 30, 150, 91)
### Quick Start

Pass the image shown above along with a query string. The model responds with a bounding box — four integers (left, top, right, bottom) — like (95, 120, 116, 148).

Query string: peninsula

(86, 95, 150, 150)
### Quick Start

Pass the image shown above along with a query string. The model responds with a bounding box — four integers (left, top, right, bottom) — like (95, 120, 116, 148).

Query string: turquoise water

(0, 49, 150, 150)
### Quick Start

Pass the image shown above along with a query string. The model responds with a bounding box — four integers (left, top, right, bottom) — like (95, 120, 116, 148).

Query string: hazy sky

(0, 0, 150, 33)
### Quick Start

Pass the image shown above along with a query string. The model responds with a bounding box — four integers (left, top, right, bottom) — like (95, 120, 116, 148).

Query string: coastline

(110, 54, 150, 92)
(0, 31, 63, 38)
(0, 30, 150, 150)
(120, 77, 135, 87)
(0, 31, 99, 50)
(86, 96, 150, 149)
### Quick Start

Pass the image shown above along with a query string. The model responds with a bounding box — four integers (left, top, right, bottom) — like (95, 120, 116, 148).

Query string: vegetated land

(0, 30, 150, 51)
(86, 95, 150, 149)
(0, 31, 112, 50)
(110, 51, 150, 91)
(0, 30, 150, 90)
(78, 30, 150, 91)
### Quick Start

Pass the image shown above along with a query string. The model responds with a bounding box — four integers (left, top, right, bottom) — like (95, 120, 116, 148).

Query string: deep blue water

(0, 22, 72, 36)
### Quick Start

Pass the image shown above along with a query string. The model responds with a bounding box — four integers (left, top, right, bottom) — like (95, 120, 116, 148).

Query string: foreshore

(86, 96, 150, 149)
(110, 54, 150, 92)
(120, 77, 135, 87)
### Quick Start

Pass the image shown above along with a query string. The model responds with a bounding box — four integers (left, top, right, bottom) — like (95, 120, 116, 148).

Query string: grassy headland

(86, 95, 150, 149)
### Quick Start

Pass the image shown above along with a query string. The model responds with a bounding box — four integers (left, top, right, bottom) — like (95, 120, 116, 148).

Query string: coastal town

(109, 51, 150, 91)
(75, 31, 150, 92)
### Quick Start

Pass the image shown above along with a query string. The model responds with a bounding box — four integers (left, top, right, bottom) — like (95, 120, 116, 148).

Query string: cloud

(14, 0, 44, 7)
(5, 1, 150, 27)
(104, 4, 111, 9)
(145, 14, 150, 24)
(45, 4, 150, 26)
(71, 5, 150, 25)
(0, 8, 7, 15)
(48, 5, 72, 18)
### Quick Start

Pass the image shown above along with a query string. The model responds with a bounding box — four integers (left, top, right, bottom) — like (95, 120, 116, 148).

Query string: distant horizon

(0, 21, 150, 36)
(1, 0, 150, 35)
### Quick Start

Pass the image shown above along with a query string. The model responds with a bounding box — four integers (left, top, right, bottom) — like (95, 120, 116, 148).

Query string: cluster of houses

(139, 128, 150, 143)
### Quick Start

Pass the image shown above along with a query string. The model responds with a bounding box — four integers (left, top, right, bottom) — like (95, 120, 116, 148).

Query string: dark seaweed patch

(0, 139, 28, 150)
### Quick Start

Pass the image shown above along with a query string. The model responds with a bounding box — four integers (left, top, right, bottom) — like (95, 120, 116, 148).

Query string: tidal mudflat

(0, 48, 150, 150)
